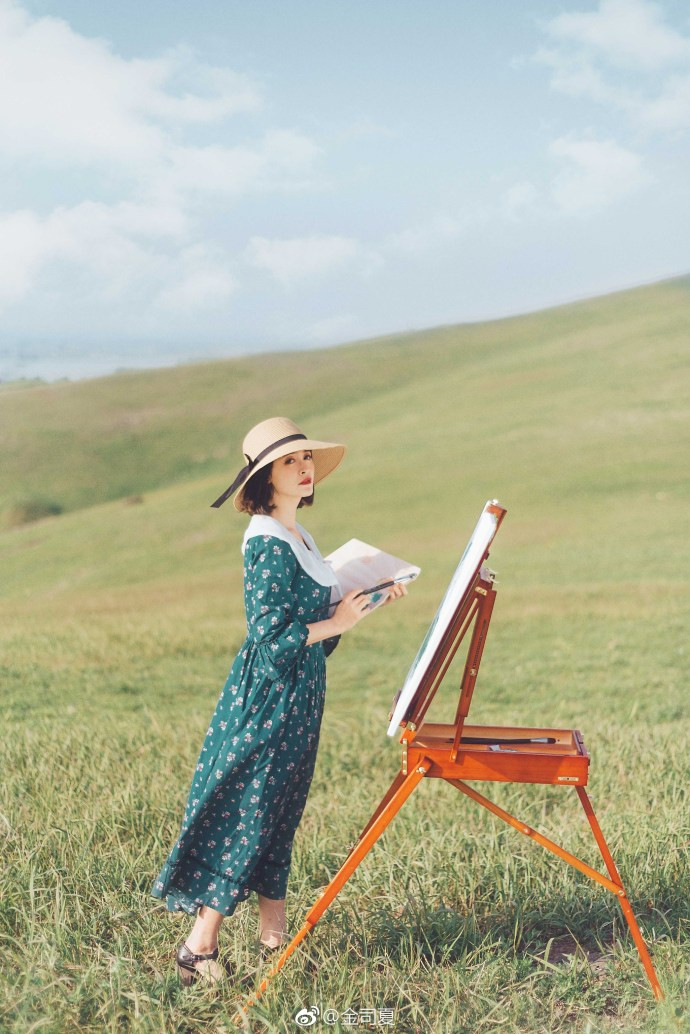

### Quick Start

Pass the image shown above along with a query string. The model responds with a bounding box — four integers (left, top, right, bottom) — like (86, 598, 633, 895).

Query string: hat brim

(232, 439, 346, 512)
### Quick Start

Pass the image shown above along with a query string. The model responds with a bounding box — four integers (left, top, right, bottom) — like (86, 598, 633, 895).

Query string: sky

(1, 0, 689, 381)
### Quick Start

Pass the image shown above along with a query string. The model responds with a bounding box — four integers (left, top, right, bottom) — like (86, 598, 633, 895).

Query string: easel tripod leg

(344, 769, 408, 851)
(235, 760, 432, 1022)
(575, 786, 663, 1000)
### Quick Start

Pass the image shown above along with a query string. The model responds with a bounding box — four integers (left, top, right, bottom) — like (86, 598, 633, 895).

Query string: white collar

(241, 514, 341, 590)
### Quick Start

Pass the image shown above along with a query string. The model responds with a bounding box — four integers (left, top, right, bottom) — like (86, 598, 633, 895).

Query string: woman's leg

(185, 904, 224, 954)
(184, 895, 286, 951)
(252, 731, 320, 949)
(257, 895, 287, 947)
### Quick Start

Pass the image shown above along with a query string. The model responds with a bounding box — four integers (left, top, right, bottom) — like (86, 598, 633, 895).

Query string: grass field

(1, 277, 689, 1033)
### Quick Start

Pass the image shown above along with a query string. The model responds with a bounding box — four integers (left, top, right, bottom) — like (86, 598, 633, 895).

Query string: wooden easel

(238, 506, 662, 1017)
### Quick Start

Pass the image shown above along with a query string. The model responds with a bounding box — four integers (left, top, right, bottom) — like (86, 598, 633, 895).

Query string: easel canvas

(239, 501, 662, 1019)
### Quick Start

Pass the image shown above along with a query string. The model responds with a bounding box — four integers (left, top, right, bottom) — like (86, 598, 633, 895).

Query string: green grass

(1, 277, 689, 1032)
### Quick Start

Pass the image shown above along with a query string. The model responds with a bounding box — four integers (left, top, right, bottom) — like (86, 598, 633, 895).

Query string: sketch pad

(326, 539, 420, 610)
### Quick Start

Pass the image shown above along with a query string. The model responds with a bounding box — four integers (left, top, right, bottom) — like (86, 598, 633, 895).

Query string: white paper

(326, 538, 420, 612)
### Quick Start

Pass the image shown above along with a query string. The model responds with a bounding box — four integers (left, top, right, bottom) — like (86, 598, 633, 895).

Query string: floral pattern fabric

(151, 533, 340, 915)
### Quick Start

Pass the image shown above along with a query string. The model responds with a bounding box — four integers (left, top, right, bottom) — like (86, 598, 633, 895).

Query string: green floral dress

(151, 517, 341, 915)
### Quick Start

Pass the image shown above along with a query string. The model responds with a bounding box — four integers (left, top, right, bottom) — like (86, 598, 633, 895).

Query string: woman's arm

(305, 588, 370, 645)
(305, 582, 407, 645)
(244, 538, 311, 680)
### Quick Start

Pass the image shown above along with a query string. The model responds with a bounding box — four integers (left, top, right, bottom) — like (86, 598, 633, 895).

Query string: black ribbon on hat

(210, 433, 308, 508)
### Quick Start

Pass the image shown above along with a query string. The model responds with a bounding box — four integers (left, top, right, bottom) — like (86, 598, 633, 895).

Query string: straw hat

(210, 416, 346, 511)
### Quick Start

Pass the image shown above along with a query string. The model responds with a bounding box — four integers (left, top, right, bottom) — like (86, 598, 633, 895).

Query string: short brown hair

(238, 462, 315, 516)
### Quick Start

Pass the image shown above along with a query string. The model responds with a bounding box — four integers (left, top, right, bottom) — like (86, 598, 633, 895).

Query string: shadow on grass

(316, 878, 680, 978)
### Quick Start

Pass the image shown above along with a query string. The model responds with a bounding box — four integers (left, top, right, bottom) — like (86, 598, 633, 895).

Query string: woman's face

(270, 450, 315, 504)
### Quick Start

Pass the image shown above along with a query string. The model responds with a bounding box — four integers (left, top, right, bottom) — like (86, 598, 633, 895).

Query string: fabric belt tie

(210, 433, 308, 508)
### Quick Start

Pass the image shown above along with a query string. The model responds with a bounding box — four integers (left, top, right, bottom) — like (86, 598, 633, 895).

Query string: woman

(151, 416, 405, 984)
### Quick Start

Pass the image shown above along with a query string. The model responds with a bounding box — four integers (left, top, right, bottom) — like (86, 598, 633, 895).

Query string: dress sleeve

(243, 536, 309, 681)
(323, 634, 341, 658)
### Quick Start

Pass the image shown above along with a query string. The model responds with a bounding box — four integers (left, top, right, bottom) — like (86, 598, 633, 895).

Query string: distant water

(0, 341, 246, 384)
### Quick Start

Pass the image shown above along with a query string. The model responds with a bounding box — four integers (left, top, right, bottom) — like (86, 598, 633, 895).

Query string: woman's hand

(380, 582, 408, 606)
(306, 583, 408, 647)
(332, 588, 372, 633)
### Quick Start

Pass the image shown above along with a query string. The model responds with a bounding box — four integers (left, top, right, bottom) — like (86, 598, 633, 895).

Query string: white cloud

(539, 50, 690, 131)
(549, 136, 651, 214)
(535, 47, 630, 107)
(0, 1, 329, 330)
(638, 72, 690, 130)
(0, 1, 322, 198)
(0, 198, 238, 322)
(537, 0, 690, 131)
(501, 181, 539, 219)
(545, 0, 690, 72)
(245, 234, 378, 286)
(152, 246, 238, 312)
(0, 201, 172, 305)
(0, 209, 47, 303)
(163, 131, 321, 197)
(0, 1, 261, 169)
(384, 213, 467, 256)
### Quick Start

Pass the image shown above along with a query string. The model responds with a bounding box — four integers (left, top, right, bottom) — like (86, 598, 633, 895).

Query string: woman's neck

(269, 498, 300, 534)
(269, 504, 308, 548)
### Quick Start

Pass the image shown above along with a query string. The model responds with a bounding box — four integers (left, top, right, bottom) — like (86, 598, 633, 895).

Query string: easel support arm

(447, 778, 624, 896)
(446, 778, 663, 1001)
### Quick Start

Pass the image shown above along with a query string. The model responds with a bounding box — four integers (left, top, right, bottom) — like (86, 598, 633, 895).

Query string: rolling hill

(1, 276, 688, 1031)
(1, 274, 688, 604)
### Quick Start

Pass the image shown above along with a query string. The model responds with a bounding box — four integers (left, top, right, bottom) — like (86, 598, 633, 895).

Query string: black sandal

(176, 941, 221, 986)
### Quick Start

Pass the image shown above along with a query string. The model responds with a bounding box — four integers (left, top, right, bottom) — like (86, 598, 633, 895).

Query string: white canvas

(387, 501, 502, 737)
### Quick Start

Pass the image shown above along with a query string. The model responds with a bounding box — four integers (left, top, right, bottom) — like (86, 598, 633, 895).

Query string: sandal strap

(178, 941, 219, 965)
